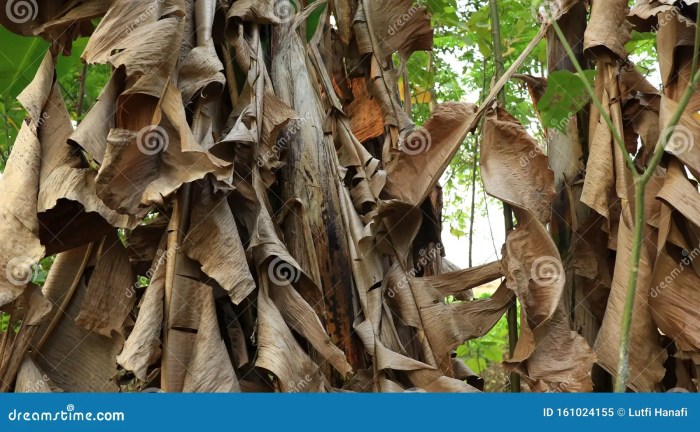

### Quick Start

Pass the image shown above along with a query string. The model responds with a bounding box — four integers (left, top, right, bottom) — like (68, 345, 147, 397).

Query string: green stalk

(489, 0, 520, 393)
(614, 182, 644, 392)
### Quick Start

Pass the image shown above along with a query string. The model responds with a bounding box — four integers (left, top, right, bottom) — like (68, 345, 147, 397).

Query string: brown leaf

(594, 209, 667, 391)
(385, 103, 478, 207)
(353, 0, 433, 60)
(584, 0, 632, 60)
(183, 184, 256, 305)
(183, 287, 240, 392)
(75, 232, 135, 337)
(117, 253, 165, 380)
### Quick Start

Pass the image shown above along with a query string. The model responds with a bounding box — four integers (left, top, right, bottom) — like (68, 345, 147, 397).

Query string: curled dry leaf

(384, 103, 478, 207)
(482, 106, 595, 391)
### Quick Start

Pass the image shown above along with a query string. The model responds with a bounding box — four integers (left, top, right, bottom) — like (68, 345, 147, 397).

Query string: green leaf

(0, 27, 49, 100)
(305, 1, 328, 42)
(56, 37, 89, 83)
(537, 69, 595, 132)
(456, 343, 469, 358)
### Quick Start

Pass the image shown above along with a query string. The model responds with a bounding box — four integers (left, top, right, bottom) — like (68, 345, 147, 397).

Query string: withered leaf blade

(384, 103, 478, 207)
(183, 288, 241, 392)
(183, 184, 256, 305)
(117, 254, 166, 381)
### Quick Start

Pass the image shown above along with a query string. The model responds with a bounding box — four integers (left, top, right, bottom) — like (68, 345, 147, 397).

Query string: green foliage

(0, 28, 49, 100)
(305, 1, 328, 41)
(0, 312, 21, 333)
(538, 69, 595, 132)
(408, 0, 546, 235)
(0, 31, 110, 171)
(33, 255, 55, 286)
(455, 293, 512, 374)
